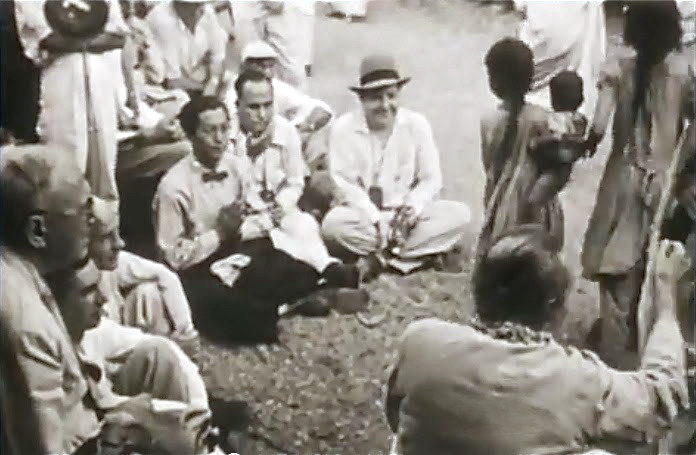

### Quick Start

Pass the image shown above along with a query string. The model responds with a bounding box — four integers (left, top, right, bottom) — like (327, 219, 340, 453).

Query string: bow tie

(202, 171, 228, 182)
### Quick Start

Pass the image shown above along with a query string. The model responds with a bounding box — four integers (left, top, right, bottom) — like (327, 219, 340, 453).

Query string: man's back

(0, 250, 100, 453)
(387, 317, 683, 455)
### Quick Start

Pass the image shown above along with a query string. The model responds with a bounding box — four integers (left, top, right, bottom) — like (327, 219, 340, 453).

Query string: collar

(352, 108, 406, 135)
(468, 315, 553, 345)
(171, 2, 208, 34)
(231, 116, 286, 150)
(2, 249, 54, 305)
(189, 149, 233, 174)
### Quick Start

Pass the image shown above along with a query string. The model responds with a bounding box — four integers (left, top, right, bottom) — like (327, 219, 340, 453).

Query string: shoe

(431, 246, 465, 273)
(322, 262, 360, 289)
(357, 253, 383, 283)
(332, 288, 370, 314)
(281, 291, 333, 317)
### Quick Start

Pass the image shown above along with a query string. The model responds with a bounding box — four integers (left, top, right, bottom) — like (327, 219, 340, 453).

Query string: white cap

(242, 41, 278, 62)
(90, 196, 120, 232)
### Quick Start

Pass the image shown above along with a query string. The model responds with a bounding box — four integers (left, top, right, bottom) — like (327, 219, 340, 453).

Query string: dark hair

(178, 96, 230, 138)
(484, 38, 534, 187)
(623, 1, 683, 121)
(485, 38, 534, 102)
(473, 225, 570, 330)
(233, 68, 273, 102)
(0, 153, 51, 251)
(550, 71, 584, 112)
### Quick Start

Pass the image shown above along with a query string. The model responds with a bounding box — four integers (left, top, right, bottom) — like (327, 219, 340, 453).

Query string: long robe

(14, 0, 127, 200)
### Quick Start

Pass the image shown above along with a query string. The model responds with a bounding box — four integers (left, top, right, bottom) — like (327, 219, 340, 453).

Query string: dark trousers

(179, 239, 320, 344)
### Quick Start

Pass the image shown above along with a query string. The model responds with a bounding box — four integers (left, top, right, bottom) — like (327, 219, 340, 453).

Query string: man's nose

(213, 128, 225, 143)
(258, 106, 270, 121)
(95, 287, 108, 307)
(115, 234, 125, 250)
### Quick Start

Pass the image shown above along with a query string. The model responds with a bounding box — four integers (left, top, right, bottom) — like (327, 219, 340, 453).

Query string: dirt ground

(197, 2, 619, 453)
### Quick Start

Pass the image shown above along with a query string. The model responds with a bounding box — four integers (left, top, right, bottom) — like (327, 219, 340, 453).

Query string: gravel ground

(198, 2, 620, 453)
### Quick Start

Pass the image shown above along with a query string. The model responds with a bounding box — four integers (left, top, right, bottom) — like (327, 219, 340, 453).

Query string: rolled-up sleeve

(403, 114, 442, 215)
(589, 313, 687, 443)
(13, 1, 51, 63)
(17, 332, 65, 452)
(154, 184, 221, 271)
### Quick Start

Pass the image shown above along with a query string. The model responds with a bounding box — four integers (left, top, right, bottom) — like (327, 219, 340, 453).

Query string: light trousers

(322, 200, 470, 272)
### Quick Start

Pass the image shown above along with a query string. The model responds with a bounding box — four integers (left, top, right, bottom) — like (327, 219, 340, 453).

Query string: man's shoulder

(144, 2, 171, 26)
(333, 110, 364, 133)
(401, 318, 478, 346)
(272, 115, 301, 144)
(398, 108, 431, 128)
(158, 155, 193, 194)
(0, 255, 60, 339)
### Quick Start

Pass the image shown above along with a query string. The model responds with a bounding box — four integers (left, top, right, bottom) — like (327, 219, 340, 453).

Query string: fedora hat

(349, 54, 410, 92)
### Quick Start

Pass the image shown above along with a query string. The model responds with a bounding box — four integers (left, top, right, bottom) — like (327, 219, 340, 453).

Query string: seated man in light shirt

(386, 227, 692, 455)
(322, 55, 471, 276)
(88, 196, 199, 357)
(145, 0, 227, 98)
(154, 93, 358, 344)
(224, 41, 333, 174)
(47, 258, 212, 454)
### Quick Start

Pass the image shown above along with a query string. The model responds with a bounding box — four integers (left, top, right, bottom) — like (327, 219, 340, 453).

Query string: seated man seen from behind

(386, 226, 690, 455)
(322, 54, 471, 278)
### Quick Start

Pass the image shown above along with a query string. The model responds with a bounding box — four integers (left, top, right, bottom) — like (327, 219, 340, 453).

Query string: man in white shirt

(323, 55, 471, 275)
(145, 0, 226, 98)
(154, 93, 358, 343)
(224, 41, 333, 173)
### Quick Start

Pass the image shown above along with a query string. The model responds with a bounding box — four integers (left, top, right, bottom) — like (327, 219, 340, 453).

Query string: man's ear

(26, 214, 47, 249)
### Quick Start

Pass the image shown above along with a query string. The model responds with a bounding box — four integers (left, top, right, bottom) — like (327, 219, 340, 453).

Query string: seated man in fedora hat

(322, 54, 471, 275)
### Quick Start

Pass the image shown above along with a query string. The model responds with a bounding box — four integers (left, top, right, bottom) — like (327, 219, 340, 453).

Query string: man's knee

(322, 206, 371, 238)
(129, 337, 179, 368)
(128, 281, 161, 303)
(428, 200, 471, 229)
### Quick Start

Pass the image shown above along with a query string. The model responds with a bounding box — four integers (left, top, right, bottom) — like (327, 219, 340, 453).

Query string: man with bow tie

(154, 90, 358, 343)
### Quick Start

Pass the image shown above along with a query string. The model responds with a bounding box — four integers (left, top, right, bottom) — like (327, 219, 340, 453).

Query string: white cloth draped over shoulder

(14, 0, 128, 200)
(514, 0, 607, 118)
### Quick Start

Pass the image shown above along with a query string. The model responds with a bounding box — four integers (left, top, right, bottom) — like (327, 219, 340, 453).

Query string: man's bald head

(1, 145, 92, 274)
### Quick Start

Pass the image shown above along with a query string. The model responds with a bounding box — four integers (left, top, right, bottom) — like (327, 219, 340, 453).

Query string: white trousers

(322, 200, 470, 272)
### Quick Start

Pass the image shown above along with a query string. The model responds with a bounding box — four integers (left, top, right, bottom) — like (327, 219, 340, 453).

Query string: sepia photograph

(0, 0, 694, 454)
